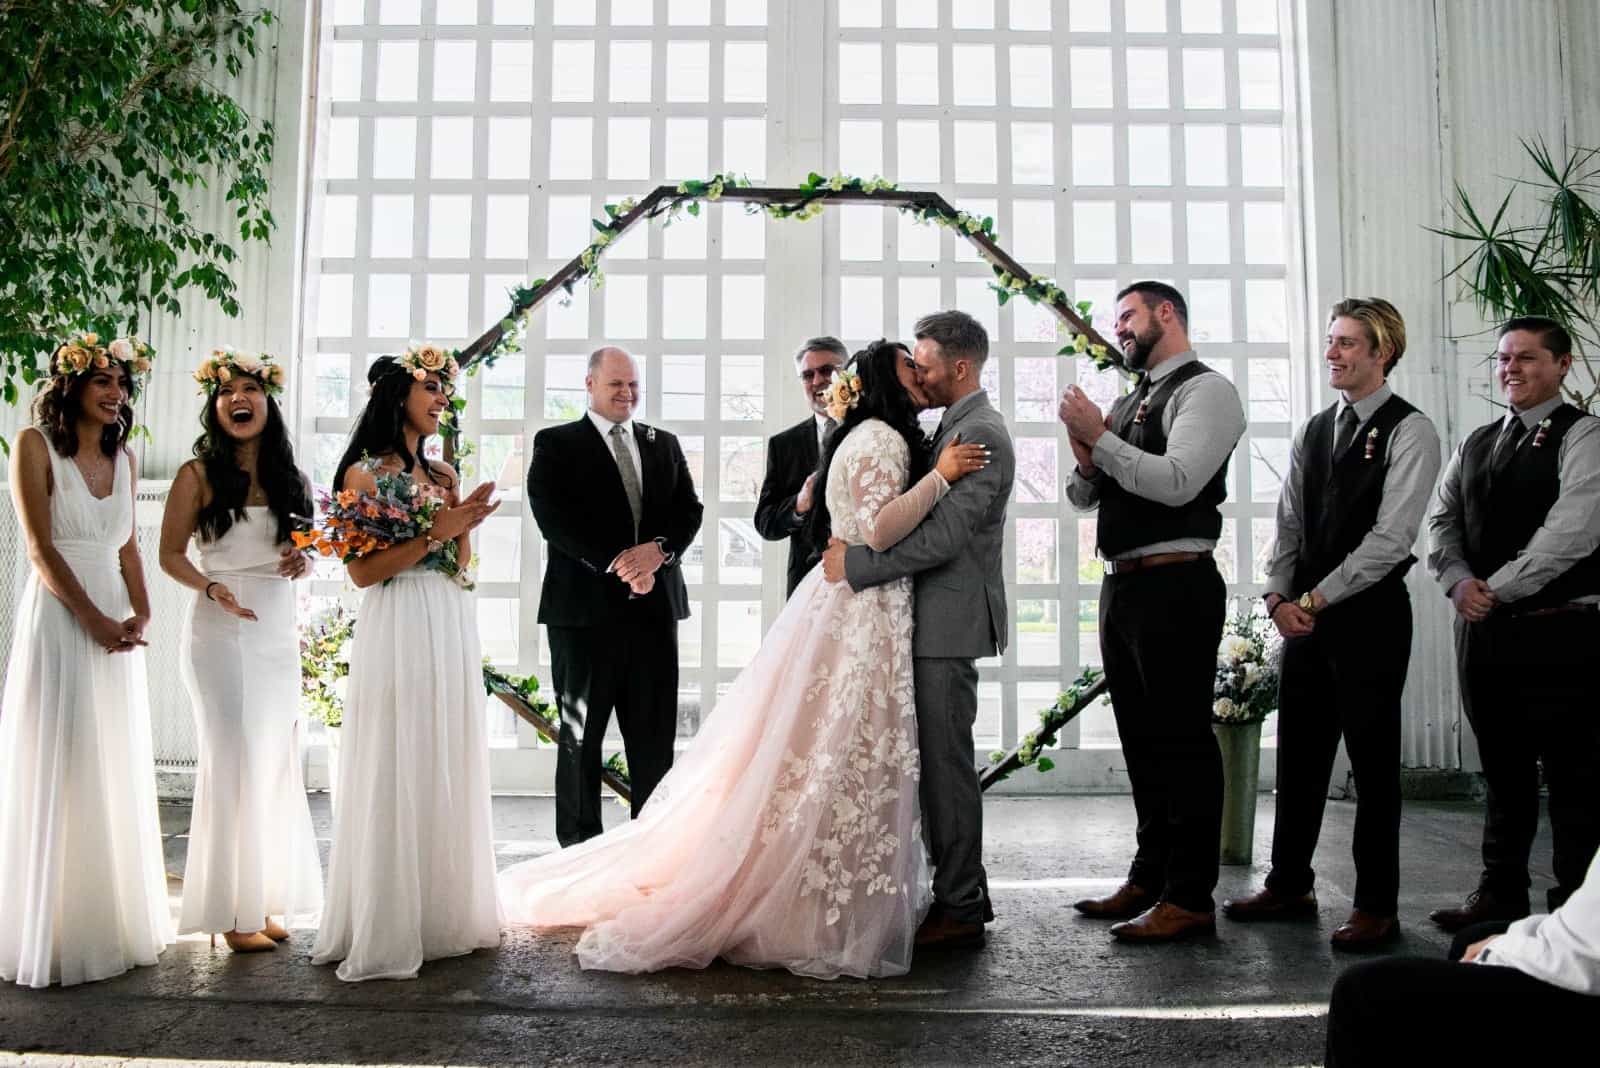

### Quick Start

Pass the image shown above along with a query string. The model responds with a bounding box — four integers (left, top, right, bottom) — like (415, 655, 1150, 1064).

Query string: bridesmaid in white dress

(311, 349, 502, 982)
(158, 349, 323, 953)
(0, 333, 172, 988)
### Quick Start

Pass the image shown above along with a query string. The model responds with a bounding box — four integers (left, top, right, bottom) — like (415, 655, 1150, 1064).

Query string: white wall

(1296, 0, 1600, 770)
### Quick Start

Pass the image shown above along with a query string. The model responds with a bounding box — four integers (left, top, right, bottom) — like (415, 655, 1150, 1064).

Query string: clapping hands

(1059, 386, 1110, 474)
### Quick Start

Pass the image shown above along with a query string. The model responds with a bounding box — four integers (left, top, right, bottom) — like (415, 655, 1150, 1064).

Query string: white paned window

(306, 0, 1294, 767)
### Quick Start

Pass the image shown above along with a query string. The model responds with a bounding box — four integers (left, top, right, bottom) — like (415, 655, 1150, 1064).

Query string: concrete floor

(0, 793, 1554, 1068)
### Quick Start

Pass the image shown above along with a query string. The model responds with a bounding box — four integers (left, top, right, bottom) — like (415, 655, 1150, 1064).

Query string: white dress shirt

(1478, 847, 1600, 995)
(587, 407, 642, 477)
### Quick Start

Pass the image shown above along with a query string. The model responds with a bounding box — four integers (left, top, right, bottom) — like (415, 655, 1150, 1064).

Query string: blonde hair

(1329, 298, 1406, 374)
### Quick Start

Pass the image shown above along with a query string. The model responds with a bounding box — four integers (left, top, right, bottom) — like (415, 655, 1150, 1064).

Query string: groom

(822, 310, 1015, 949)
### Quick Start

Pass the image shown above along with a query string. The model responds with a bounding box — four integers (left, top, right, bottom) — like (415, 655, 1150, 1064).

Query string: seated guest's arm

(1474, 849, 1600, 995)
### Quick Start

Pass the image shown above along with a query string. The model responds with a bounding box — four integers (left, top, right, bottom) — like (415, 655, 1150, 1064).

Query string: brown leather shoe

(1110, 902, 1217, 944)
(1073, 882, 1158, 920)
(915, 912, 985, 949)
(1222, 886, 1318, 922)
(1330, 910, 1399, 951)
(1428, 889, 1530, 933)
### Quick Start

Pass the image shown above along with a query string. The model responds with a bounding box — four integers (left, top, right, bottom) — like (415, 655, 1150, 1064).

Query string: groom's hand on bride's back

(821, 537, 847, 583)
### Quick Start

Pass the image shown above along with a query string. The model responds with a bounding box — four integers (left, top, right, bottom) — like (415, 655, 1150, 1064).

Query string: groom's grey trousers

(844, 389, 1014, 928)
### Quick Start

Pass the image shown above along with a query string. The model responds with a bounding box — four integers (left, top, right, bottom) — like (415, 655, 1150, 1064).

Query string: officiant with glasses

(1425, 316, 1600, 933)
(527, 346, 703, 848)
(755, 336, 848, 598)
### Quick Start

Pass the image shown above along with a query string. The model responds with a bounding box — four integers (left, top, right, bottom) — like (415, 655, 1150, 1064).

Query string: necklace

(73, 454, 112, 494)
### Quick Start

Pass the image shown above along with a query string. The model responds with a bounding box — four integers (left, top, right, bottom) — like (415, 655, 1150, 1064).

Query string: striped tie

(610, 424, 644, 537)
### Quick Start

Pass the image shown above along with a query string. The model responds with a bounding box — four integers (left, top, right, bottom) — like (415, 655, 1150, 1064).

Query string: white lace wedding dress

(499, 419, 944, 978)
(0, 432, 172, 987)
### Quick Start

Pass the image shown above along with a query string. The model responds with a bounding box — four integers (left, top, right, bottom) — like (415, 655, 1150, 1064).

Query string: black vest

(1292, 393, 1419, 599)
(1096, 360, 1232, 559)
(1460, 403, 1600, 611)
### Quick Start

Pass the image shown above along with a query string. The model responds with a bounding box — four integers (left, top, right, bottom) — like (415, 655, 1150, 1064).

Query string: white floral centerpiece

(1213, 603, 1281, 725)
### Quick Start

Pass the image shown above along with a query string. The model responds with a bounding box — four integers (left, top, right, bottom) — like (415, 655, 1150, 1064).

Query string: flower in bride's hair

(107, 338, 133, 362)
(823, 368, 863, 422)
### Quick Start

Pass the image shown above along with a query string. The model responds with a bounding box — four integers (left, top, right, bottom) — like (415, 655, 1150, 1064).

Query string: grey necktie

(1331, 405, 1360, 469)
(609, 424, 643, 536)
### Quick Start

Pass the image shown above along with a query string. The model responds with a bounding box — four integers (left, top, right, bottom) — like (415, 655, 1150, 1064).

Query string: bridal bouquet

(1213, 603, 1280, 725)
(292, 471, 474, 589)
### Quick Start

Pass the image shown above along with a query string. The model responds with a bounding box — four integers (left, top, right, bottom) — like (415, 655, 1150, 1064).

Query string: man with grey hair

(527, 346, 704, 847)
(756, 336, 849, 597)
(821, 309, 1015, 950)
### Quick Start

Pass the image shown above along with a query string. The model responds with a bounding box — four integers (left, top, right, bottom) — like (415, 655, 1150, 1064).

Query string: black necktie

(1331, 405, 1360, 468)
(1490, 416, 1527, 477)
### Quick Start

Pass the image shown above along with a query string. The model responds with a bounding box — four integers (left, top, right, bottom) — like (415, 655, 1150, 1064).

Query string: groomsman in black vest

(1061, 281, 1246, 943)
(1224, 298, 1441, 949)
(528, 347, 703, 847)
(1426, 316, 1600, 930)
(755, 337, 847, 597)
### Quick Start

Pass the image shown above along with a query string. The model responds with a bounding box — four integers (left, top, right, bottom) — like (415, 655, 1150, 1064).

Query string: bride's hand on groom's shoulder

(821, 537, 847, 583)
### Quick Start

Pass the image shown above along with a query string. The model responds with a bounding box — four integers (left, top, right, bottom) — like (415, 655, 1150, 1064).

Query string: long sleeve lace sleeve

(844, 433, 950, 552)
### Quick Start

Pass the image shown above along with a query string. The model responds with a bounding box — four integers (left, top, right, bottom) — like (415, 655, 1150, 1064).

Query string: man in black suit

(528, 346, 703, 847)
(754, 336, 848, 597)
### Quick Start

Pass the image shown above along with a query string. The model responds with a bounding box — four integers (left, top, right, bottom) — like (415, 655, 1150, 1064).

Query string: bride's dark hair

(807, 339, 931, 553)
(333, 356, 450, 493)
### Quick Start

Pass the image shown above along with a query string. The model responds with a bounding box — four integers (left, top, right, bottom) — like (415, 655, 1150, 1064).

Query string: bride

(500, 339, 988, 979)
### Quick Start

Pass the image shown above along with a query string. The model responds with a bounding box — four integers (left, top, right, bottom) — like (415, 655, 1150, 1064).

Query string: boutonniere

(1132, 399, 1151, 425)
(644, 424, 657, 444)
(1532, 417, 1553, 448)
(1363, 426, 1380, 461)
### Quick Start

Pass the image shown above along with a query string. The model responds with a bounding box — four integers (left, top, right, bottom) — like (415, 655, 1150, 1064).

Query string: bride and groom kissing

(504, 310, 1014, 978)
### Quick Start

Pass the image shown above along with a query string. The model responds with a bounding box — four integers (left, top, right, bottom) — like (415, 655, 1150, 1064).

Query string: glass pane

(1014, 438, 1058, 502)
(1069, 47, 1113, 108)
(839, 0, 882, 27)
(1186, 201, 1231, 264)
(1013, 299, 1056, 343)
(375, 41, 419, 101)
(317, 274, 352, 337)
(484, 195, 529, 259)
(1011, 0, 1049, 30)
(1237, 0, 1279, 34)
(1017, 600, 1060, 666)
(952, 0, 994, 29)
(662, 199, 708, 258)
(663, 275, 708, 339)
(1072, 201, 1117, 263)
(373, 117, 418, 178)
(840, 275, 885, 340)
(1183, 48, 1227, 109)
(896, 43, 939, 104)
(609, 40, 652, 102)
(1252, 517, 1276, 585)
(607, 117, 651, 179)
(367, 274, 411, 337)
(897, 0, 937, 28)
(661, 354, 704, 421)
(1014, 358, 1057, 421)
(329, 41, 362, 102)
(1015, 519, 1057, 585)
(896, 120, 940, 182)
(1127, 124, 1171, 185)
(487, 117, 532, 179)
(477, 599, 518, 664)
(1250, 438, 1289, 502)
(546, 194, 591, 257)
(839, 204, 884, 261)
(325, 117, 358, 179)
(724, 41, 766, 102)
(664, 117, 710, 180)
(1011, 199, 1055, 264)
(1181, 0, 1223, 33)
(1130, 201, 1173, 263)
(719, 519, 763, 585)
(667, 40, 711, 101)
(840, 120, 884, 177)
(1238, 49, 1282, 110)
(1071, 124, 1115, 185)
(1077, 517, 1103, 582)
(718, 601, 761, 667)
(897, 212, 941, 263)
(548, 117, 592, 180)
(722, 206, 765, 259)
(481, 354, 526, 420)
(314, 354, 351, 418)
(551, 40, 595, 101)
(724, 118, 766, 179)
(1185, 124, 1229, 185)
(321, 195, 357, 258)
(1248, 358, 1291, 422)
(433, 41, 477, 101)
(1240, 125, 1284, 186)
(952, 44, 997, 105)
(720, 436, 763, 502)
(1009, 45, 1052, 107)
(544, 355, 588, 419)
(669, 0, 710, 23)
(1246, 278, 1288, 342)
(898, 277, 941, 339)
(1243, 201, 1286, 263)
(1187, 278, 1233, 342)
(544, 284, 589, 339)
(490, 41, 534, 101)
(1070, 0, 1110, 33)
(839, 42, 882, 105)
(721, 355, 763, 420)
(425, 273, 468, 338)
(954, 121, 998, 183)
(603, 274, 649, 339)
(428, 195, 472, 259)
(1011, 122, 1054, 184)
(475, 516, 522, 582)
(1126, 47, 1169, 108)
(722, 276, 765, 338)
(1124, 0, 1165, 31)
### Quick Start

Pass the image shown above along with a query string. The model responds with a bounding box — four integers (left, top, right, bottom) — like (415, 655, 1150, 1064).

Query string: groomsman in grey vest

(821, 310, 1015, 950)
(1061, 281, 1245, 943)
(1224, 298, 1441, 950)
(1426, 316, 1600, 932)
(755, 337, 847, 597)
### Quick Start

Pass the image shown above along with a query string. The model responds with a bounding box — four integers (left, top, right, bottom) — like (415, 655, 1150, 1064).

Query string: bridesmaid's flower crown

(824, 368, 864, 422)
(52, 331, 153, 385)
(194, 347, 285, 395)
(393, 342, 461, 384)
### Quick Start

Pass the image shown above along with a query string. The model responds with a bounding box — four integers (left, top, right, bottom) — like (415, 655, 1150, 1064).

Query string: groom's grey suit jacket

(843, 389, 1014, 658)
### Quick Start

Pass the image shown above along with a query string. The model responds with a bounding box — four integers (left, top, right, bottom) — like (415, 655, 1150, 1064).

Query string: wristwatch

(1297, 591, 1320, 615)
(652, 535, 676, 567)
(426, 536, 445, 554)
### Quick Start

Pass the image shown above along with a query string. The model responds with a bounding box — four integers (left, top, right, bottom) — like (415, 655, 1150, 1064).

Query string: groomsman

(528, 347, 704, 847)
(1061, 281, 1245, 943)
(755, 337, 848, 597)
(1426, 316, 1600, 930)
(1224, 298, 1441, 949)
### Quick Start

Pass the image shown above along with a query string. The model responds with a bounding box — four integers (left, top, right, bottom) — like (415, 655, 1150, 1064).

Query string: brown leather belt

(1102, 550, 1212, 575)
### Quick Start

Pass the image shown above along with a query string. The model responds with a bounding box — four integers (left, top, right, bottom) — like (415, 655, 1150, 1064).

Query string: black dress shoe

(1429, 888, 1530, 933)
